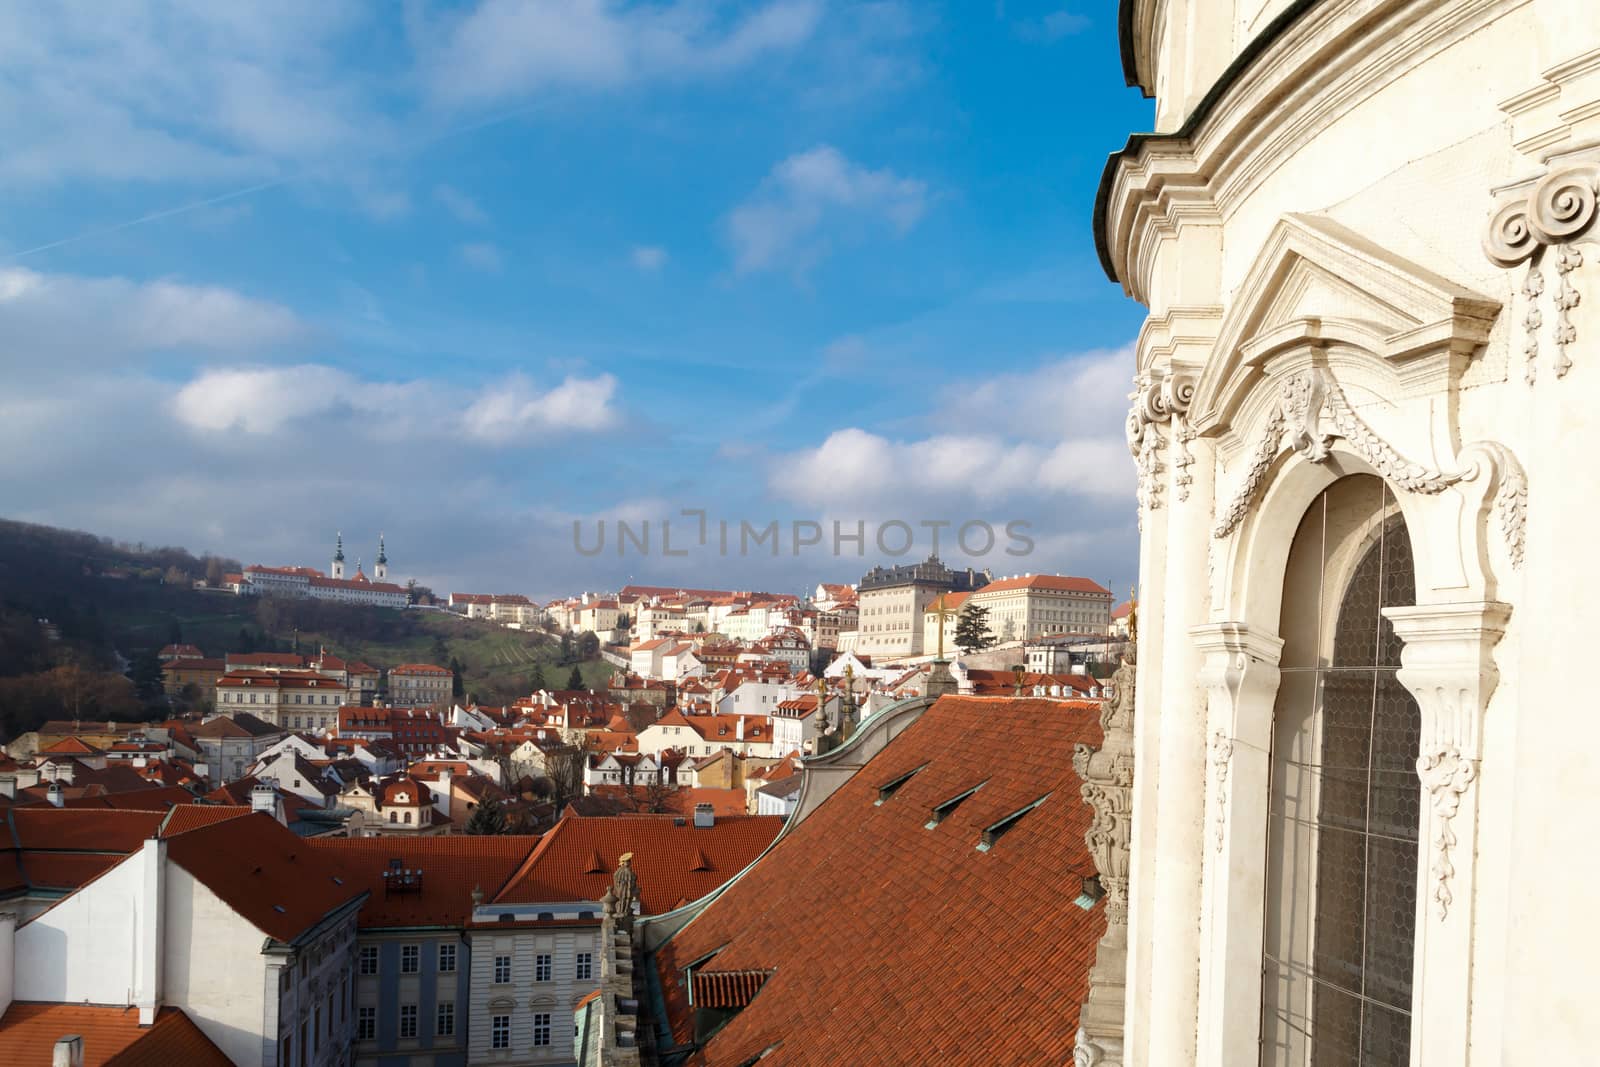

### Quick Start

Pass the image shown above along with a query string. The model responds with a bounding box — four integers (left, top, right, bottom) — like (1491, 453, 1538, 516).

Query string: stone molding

(1383, 601, 1511, 922)
(1100, 0, 1521, 296)
(1071, 654, 1138, 1067)
(1208, 730, 1233, 855)
(1211, 365, 1527, 569)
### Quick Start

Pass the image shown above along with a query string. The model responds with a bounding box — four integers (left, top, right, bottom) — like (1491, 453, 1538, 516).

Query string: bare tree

(544, 744, 586, 813)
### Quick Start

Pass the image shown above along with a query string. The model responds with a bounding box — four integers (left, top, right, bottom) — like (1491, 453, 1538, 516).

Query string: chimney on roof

(52, 1036, 84, 1067)
(46, 782, 63, 808)
(693, 802, 715, 829)
(252, 782, 285, 825)
(736, 716, 745, 742)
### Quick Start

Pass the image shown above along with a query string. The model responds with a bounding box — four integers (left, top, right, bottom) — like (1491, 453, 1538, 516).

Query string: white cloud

(171, 364, 622, 443)
(458, 242, 504, 272)
(768, 346, 1138, 507)
(631, 245, 668, 271)
(420, 0, 822, 108)
(771, 428, 1133, 507)
(0, 3, 384, 185)
(934, 346, 1133, 439)
(727, 145, 927, 273)
(172, 365, 350, 434)
(0, 266, 304, 368)
(461, 373, 621, 442)
(435, 184, 489, 225)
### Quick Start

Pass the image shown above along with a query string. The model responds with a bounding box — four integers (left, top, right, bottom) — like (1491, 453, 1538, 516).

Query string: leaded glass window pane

(1261, 477, 1419, 1066)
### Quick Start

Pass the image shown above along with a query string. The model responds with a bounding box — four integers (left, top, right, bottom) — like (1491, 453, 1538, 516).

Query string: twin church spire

(331, 532, 389, 581)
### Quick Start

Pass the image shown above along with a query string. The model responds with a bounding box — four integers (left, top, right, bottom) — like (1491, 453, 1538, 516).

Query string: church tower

(374, 534, 388, 581)
(331, 532, 346, 579)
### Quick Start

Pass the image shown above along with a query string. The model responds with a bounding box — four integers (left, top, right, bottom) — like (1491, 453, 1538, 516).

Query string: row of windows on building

(222, 691, 340, 705)
(358, 1002, 455, 1040)
(490, 952, 593, 983)
(281, 968, 351, 1067)
(357, 943, 594, 982)
(491, 1012, 553, 1049)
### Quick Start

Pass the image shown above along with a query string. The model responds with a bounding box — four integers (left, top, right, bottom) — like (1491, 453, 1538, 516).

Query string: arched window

(1262, 475, 1419, 1065)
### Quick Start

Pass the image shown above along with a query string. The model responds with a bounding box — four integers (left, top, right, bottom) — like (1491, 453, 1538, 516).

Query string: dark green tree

(129, 649, 165, 703)
(449, 656, 466, 699)
(566, 666, 584, 691)
(167, 619, 183, 645)
(954, 603, 997, 653)
(463, 797, 508, 835)
(529, 664, 546, 691)
(237, 627, 257, 654)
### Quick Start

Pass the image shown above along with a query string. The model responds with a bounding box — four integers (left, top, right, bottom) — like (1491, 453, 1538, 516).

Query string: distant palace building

(855, 556, 991, 660)
(241, 533, 407, 609)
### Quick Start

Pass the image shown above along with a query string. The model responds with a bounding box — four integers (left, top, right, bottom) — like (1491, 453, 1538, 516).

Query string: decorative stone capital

(1190, 622, 1284, 715)
(1484, 163, 1596, 380)
(1384, 601, 1510, 922)
(1126, 366, 1199, 515)
(1382, 601, 1511, 761)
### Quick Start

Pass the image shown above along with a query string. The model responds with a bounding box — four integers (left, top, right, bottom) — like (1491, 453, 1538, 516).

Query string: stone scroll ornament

(1417, 743, 1476, 920)
(1484, 164, 1598, 381)
(1211, 367, 1527, 568)
(1125, 371, 1198, 522)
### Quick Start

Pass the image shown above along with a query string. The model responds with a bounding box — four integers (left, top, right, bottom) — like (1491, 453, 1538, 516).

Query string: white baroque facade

(1094, 2, 1598, 1065)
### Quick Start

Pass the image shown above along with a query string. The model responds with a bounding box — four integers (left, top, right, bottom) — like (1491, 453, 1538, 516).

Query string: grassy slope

(0, 518, 610, 705)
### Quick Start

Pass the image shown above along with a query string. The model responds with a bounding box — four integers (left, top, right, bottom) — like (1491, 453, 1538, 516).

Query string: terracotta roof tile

(0, 1003, 231, 1067)
(975, 574, 1112, 596)
(492, 814, 780, 915)
(163, 812, 366, 942)
(655, 695, 1107, 1066)
(308, 836, 540, 928)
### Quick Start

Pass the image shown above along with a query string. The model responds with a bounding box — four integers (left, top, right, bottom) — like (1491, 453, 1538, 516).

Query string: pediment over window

(1191, 214, 1500, 435)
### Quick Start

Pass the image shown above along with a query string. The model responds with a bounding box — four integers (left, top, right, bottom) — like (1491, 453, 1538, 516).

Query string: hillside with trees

(0, 518, 609, 741)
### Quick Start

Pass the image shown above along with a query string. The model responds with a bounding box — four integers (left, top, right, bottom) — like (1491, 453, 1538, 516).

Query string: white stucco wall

(15, 843, 158, 1011)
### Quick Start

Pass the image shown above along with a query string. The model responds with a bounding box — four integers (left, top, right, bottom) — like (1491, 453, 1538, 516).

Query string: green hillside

(0, 518, 609, 739)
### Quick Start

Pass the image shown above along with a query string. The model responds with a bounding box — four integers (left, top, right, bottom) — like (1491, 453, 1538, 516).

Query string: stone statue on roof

(612, 852, 638, 929)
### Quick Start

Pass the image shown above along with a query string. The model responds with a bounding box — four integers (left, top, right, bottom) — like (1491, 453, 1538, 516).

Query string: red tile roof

(975, 574, 1112, 596)
(163, 812, 366, 942)
(9, 808, 165, 851)
(0, 1003, 231, 1067)
(40, 735, 106, 755)
(21, 852, 126, 891)
(308, 835, 541, 928)
(493, 814, 780, 915)
(655, 695, 1107, 1066)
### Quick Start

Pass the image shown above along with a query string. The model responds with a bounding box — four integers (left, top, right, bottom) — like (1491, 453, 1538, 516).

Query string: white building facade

(1091, 2, 1600, 1065)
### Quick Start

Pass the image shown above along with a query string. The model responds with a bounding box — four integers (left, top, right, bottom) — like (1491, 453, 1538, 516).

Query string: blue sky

(0, 1, 1153, 601)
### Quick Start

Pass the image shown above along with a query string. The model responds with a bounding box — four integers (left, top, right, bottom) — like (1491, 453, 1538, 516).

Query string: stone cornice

(1096, 0, 1519, 296)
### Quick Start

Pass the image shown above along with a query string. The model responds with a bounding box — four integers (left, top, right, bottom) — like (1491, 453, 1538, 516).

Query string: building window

(359, 945, 378, 975)
(438, 942, 456, 972)
(436, 1001, 455, 1037)
(533, 1013, 551, 1047)
(400, 944, 419, 973)
(576, 951, 593, 981)
(399, 1003, 417, 1039)
(492, 1015, 510, 1050)
(1262, 478, 1419, 1066)
(535, 953, 552, 982)
(494, 954, 511, 984)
